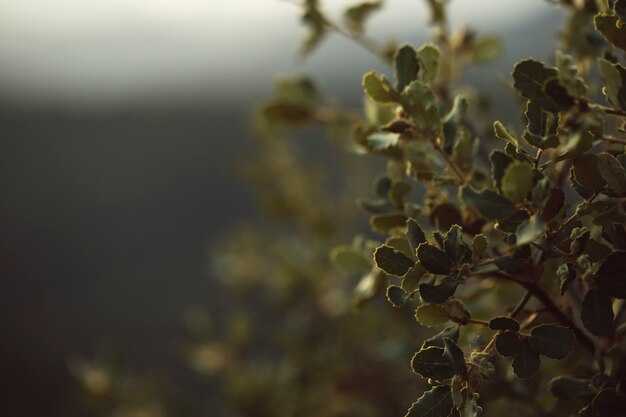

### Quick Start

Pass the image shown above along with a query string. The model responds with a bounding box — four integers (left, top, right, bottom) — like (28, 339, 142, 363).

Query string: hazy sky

(0, 0, 554, 106)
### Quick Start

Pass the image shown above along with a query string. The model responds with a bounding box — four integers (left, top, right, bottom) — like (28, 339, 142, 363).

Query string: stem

(591, 104, 626, 118)
(533, 149, 543, 169)
(467, 318, 490, 326)
(601, 135, 626, 145)
(509, 290, 533, 319)
(523, 282, 596, 353)
(481, 289, 532, 354)
(326, 22, 389, 63)
(433, 140, 466, 185)
(483, 272, 595, 354)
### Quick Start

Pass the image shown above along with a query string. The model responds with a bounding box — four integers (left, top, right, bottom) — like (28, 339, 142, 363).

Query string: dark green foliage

(375, 244, 416, 276)
(489, 316, 520, 332)
(239, 1, 626, 416)
(511, 339, 541, 379)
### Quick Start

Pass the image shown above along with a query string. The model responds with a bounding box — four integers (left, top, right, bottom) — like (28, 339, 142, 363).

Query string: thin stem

(510, 290, 533, 319)
(482, 272, 596, 354)
(467, 318, 490, 326)
(591, 104, 626, 118)
(433, 141, 466, 185)
(282, 0, 389, 63)
(601, 135, 626, 145)
(551, 188, 602, 237)
(326, 21, 389, 63)
(523, 282, 596, 353)
(533, 149, 543, 169)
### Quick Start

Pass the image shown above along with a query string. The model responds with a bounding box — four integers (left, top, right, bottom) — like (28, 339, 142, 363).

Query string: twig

(433, 140, 466, 185)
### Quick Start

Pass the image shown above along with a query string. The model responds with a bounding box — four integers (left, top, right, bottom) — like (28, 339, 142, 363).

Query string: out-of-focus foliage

(74, 0, 626, 416)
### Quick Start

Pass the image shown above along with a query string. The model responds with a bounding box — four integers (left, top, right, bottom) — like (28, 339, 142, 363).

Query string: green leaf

(512, 59, 569, 113)
(419, 275, 461, 304)
(493, 121, 519, 146)
(595, 14, 626, 52)
(407, 219, 427, 253)
(330, 245, 372, 273)
(415, 303, 450, 327)
(344, 1, 382, 34)
(495, 330, 520, 357)
(490, 150, 514, 191)
(416, 43, 441, 84)
(523, 101, 560, 149)
(501, 161, 535, 204)
(401, 81, 441, 140)
(515, 215, 547, 246)
(363, 71, 401, 103)
(512, 339, 541, 379)
(404, 385, 453, 417)
(374, 245, 415, 276)
(581, 288, 614, 336)
(402, 264, 426, 291)
(370, 213, 408, 233)
(423, 326, 459, 349)
(550, 376, 594, 400)
(529, 324, 575, 359)
(386, 285, 411, 307)
(443, 225, 469, 265)
(395, 45, 419, 92)
(417, 243, 453, 275)
(461, 185, 517, 221)
(411, 347, 455, 380)
(444, 298, 471, 325)
(597, 251, 626, 299)
(597, 58, 626, 111)
(597, 153, 626, 197)
(557, 129, 594, 161)
(557, 263, 576, 295)
(573, 154, 606, 193)
(443, 338, 467, 376)
(495, 256, 530, 274)
(543, 77, 575, 111)
(489, 316, 520, 332)
(472, 234, 488, 260)
(367, 131, 400, 151)
(442, 96, 467, 155)
(555, 50, 588, 99)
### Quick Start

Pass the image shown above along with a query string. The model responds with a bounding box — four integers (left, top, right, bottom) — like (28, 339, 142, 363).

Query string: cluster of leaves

(263, 0, 626, 416)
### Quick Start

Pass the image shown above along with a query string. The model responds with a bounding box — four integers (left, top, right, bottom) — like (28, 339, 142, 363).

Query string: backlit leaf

(363, 71, 401, 103)
(386, 285, 411, 307)
(461, 185, 517, 221)
(405, 385, 453, 417)
(417, 243, 453, 275)
(597, 153, 626, 197)
(374, 245, 415, 276)
(395, 45, 419, 92)
(411, 347, 455, 380)
(415, 303, 450, 326)
(515, 215, 547, 246)
(501, 162, 535, 204)
(595, 14, 626, 52)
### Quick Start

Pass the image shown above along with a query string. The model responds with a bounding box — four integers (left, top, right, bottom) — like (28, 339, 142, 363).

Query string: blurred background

(0, 0, 564, 415)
